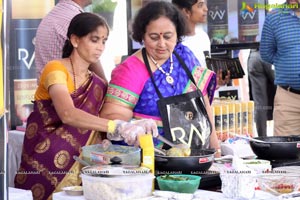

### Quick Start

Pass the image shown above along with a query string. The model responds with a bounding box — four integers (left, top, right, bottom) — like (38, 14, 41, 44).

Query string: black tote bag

(142, 48, 212, 149)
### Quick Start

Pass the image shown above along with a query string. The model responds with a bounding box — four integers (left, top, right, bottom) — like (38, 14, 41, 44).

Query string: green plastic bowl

(156, 174, 201, 193)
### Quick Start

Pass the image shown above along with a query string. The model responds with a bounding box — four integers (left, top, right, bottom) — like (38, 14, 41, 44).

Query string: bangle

(216, 148, 221, 153)
(107, 120, 116, 134)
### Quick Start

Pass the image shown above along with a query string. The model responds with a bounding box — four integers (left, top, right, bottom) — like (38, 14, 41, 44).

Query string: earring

(74, 44, 78, 48)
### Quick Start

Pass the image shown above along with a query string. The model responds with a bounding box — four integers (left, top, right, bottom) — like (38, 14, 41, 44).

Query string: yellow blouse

(35, 60, 75, 100)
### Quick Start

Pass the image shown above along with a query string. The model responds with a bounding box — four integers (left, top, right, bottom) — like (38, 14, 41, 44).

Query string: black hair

(131, 1, 188, 44)
(172, 0, 198, 11)
(62, 12, 109, 58)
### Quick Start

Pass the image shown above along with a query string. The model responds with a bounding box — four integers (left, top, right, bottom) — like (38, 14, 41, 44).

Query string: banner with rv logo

(8, 0, 55, 129)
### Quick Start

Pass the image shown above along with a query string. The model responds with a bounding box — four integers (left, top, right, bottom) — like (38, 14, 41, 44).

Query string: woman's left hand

(216, 69, 231, 89)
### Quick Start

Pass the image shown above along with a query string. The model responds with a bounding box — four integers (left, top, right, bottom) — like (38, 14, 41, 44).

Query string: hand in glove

(131, 119, 159, 137)
(107, 120, 146, 146)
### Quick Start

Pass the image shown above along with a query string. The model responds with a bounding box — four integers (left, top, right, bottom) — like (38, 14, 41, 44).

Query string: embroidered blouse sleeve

(106, 56, 149, 108)
(190, 66, 216, 104)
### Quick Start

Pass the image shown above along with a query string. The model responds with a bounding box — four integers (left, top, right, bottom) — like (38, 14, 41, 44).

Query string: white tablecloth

(53, 191, 86, 200)
(9, 187, 33, 200)
(53, 189, 277, 200)
(8, 130, 25, 187)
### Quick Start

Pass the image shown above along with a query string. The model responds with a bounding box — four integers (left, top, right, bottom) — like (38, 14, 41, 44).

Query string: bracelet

(216, 148, 221, 153)
(107, 120, 116, 134)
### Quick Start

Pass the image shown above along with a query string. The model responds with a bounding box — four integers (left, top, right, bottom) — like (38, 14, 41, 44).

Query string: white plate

(221, 143, 256, 159)
(62, 186, 83, 196)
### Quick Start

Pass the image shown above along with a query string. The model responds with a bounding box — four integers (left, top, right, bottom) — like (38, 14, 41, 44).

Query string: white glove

(107, 120, 146, 146)
(131, 119, 159, 137)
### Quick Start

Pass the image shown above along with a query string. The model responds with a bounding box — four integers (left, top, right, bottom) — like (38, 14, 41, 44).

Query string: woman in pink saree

(100, 2, 220, 154)
(14, 13, 157, 200)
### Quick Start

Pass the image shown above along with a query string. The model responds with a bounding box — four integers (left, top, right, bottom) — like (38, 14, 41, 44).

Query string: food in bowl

(81, 165, 151, 177)
(156, 174, 201, 194)
(242, 159, 271, 173)
(166, 145, 191, 157)
(81, 173, 154, 200)
(256, 174, 300, 196)
(273, 183, 294, 193)
(82, 144, 141, 165)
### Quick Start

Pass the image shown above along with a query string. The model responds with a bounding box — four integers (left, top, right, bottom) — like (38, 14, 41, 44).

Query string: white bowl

(242, 159, 271, 173)
(81, 173, 154, 200)
(62, 186, 83, 196)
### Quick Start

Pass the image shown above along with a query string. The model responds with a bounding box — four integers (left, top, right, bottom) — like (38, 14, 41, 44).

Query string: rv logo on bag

(170, 121, 210, 147)
(185, 111, 194, 120)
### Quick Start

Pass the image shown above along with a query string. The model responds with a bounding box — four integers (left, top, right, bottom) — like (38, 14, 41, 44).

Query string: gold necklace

(70, 57, 76, 90)
(148, 54, 174, 85)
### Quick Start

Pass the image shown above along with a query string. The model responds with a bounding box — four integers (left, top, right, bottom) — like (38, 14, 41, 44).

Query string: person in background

(35, 0, 107, 83)
(100, 1, 221, 156)
(15, 13, 157, 200)
(172, 0, 230, 88)
(247, 49, 276, 137)
(260, 0, 300, 136)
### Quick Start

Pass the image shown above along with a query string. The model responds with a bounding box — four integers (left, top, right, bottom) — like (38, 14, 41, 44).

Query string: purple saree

(14, 73, 107, 200)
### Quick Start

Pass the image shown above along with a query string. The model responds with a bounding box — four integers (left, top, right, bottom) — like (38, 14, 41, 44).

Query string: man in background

(35, 0, 107, 82)
(260, 0, 300, 136)
(248, 49, 276, 137)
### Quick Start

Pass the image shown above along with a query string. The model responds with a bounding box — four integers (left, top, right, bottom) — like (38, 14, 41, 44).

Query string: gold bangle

(107, 120, 116, 134)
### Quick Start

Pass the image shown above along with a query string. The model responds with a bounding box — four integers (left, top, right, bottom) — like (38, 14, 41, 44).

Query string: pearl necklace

(70, 57, 77, 90)
(148, 54, 174, 85)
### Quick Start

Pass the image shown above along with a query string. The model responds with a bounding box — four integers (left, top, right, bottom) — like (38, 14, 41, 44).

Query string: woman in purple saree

(15, 73, 106, 200)
(14, 13, 157, 200)
(14, 13, 110, 200)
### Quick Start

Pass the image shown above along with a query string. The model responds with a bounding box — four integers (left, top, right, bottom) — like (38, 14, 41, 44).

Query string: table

(53, 189, 277, 200)
(9, 187, 33, 200)
(7, 130, 25, 187)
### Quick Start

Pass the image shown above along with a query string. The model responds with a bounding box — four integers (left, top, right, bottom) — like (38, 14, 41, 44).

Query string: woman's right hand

(107, 119, 158, 146)
(131, 119, 158, 137)
(119, 121, 145, 146)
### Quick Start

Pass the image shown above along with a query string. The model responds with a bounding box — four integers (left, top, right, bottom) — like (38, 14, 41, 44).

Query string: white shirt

(181, 27, 211, 68)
